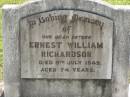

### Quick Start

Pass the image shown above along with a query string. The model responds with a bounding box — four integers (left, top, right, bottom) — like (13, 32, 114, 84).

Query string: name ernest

(29, 41, 103, 58)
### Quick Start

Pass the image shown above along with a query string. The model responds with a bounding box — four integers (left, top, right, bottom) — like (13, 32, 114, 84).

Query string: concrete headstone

(2, 0, 130, 97)
(20, 10, 113, 79)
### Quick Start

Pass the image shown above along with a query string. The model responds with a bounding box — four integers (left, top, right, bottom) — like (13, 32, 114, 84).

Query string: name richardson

(29, 42, 103, 58)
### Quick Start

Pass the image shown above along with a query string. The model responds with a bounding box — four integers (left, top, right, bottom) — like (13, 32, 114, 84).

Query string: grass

(0, 0, 27, 7)
(105, 0, 130, 5)
(0, 0, 130, 80)
(0, 9, 2, 80)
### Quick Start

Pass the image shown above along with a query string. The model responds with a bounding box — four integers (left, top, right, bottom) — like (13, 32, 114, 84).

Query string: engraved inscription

(20, 10, 113, 79)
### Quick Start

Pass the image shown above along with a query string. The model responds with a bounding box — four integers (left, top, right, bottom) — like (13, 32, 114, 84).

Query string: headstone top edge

(2, 0, 115, 10)
(114, 5, 130, 10)
(2, 4, 19, 10)
(83, 0, 114, 8)
(2, 0, 38, 10)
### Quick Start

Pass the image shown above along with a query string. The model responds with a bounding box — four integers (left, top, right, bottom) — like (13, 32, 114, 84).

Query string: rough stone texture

(20, 10, 113, 79)
(2, 0, 130, 97)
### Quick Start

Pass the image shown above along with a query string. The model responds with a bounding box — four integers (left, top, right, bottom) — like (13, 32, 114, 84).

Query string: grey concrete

(20, 10, 113, 79)
(2, 0, 130, 97)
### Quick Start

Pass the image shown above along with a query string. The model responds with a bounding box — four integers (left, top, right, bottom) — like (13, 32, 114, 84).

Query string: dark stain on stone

(80, 80, 87, 90)
(94, 80, 111, 97)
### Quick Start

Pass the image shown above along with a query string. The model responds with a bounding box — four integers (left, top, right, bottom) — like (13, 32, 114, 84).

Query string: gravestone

(2, 0, 130, 97)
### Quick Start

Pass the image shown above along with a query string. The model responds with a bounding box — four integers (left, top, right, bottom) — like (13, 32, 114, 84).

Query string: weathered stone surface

(2, 0, 130, 97)
(20, 10, 113, 79)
